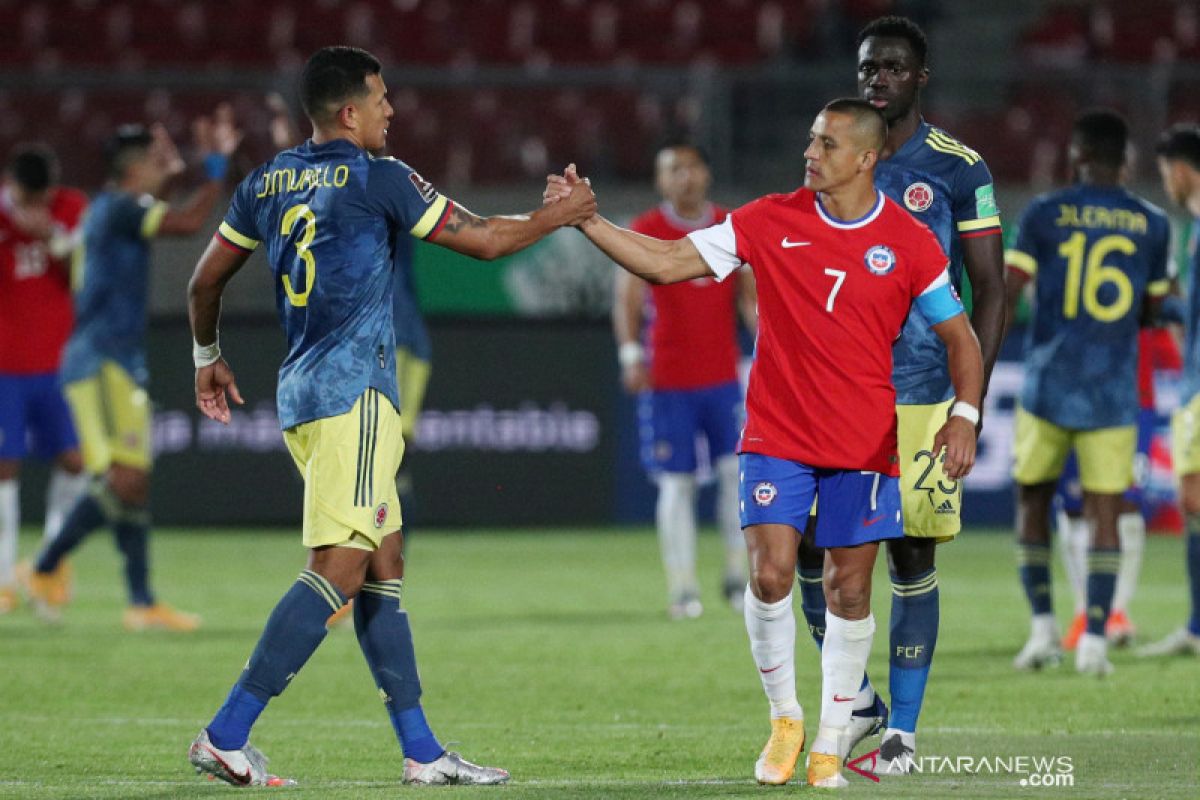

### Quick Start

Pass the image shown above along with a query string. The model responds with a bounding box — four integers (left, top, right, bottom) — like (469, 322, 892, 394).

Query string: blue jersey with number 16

(1008, 184, 1171, 429)
(217, 138, 451, 430)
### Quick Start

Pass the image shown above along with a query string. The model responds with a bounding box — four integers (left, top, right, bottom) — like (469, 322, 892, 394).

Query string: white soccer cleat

(1013, 628, 1062, 671)
(1136, 627, 1200, 657)
(403, 751, 510, 785)
(841, 692, 888, 760)
(1075, 633, 1114, 677)
(188, 729, 296, 787)
(668, 592, 703, 620)
(876, 728, 917, 776)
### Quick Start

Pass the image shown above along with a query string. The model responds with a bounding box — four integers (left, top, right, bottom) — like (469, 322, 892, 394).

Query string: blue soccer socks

(35, 490, 107, 574)
(207, 570, 345, 750)
(1187, 515, 1200, 636)
(889, 568, 938, 733)
(797, 567, 827, 646)
(1017, 543, 1053, 616)
(354, 579, 444, 763)
(1085, 549, 1120, 637)
(114, 514, 153, 606)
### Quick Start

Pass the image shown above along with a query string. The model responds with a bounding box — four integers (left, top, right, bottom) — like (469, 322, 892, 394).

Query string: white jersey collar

(815, 190, 885, 230)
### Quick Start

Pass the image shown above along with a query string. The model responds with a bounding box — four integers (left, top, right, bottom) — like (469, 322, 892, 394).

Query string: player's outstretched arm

(188, 236, 250, 424)
(930, 313, 983, 479)
(428, 181, 596, 261)
(962, 234, 1007, 393)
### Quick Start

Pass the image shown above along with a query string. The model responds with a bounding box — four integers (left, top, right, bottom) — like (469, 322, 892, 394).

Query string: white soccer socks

(744, 586, 803, 719)
(0, 480, 18, 585)
(44, 468, 88, 544)
(1113, 511, 1145, 614)
(813, 611, 876, 756)
(656, 472, 699, 604)
(715, 455, 747, 581)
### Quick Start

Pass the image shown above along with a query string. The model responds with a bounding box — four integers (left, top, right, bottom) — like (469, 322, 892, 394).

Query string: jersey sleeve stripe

(140, 201, 169, 239)
(410, 195, 450, 239)
(1148, 279, 1172, 298)
(957, 216, 1002, 232)
(1005, 249, 1037, 276)
(217, 221, 260, 251)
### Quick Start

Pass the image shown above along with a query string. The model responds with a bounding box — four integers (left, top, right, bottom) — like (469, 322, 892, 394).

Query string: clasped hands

(543, 163, 599, 227)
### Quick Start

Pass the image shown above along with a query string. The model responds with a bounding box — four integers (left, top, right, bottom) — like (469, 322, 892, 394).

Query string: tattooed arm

(428, 184, 595, 261)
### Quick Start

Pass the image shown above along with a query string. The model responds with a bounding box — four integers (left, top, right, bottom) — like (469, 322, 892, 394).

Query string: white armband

(950, 400, 980, 426)
(618, 342, 645, 368)
(193, 338, 221, 368)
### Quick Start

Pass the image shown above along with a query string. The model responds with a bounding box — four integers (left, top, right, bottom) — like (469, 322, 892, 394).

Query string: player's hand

(543, 163, 588, 206)
(931, 416, 977, 479)
(195, 359, 244, 425)
(150, 123, 187, 178)
(211, 102, 243, 156)
(621, 363, 651, 393)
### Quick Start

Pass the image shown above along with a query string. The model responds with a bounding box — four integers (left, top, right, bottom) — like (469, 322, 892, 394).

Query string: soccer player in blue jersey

(1006, 109, 1171, 676)
(1140, 124, 1200, 658)
(24, 118, 238, 629)
(794, 15, 1007, 771)
(185, 47, 595, 787)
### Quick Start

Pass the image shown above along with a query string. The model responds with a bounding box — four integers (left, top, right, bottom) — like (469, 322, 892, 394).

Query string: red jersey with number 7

(687, 187, 954, 475)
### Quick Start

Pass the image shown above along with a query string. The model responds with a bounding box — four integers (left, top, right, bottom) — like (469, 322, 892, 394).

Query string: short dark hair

(7, 144, 59, 192)
(106, 124, 154, 179)
(657, 140, 710, 166)
(856, 15, 929, 67)
(300, 46, 382, 125)
(822, 97, 888, 150)
(1156, 123, 1200, 171)
(1072, 109, 1128, 168)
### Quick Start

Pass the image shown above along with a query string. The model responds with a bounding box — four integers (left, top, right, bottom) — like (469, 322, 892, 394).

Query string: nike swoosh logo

(832, 694, 856, 703)
(862, 515, 885, 527)
(780, 238, 811, 248)
(759, 665, 783, 674)
(205, 746, 252, 785)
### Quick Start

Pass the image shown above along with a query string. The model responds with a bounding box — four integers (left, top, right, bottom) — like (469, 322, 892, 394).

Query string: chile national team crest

(903, 182, 934, 212)
(753, 482, 778, 507)
(374, 503, 389, 528)
(863, 245, 896, 276)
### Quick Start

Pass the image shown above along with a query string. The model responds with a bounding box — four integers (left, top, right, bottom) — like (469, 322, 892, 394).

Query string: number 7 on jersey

(824, 268, 846, 312)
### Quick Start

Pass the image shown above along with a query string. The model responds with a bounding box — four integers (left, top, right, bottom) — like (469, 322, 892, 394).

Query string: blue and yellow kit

(876, 120, 1002, 405)
(217, 138, 451, 431)
(1008, 184, 1170, 430)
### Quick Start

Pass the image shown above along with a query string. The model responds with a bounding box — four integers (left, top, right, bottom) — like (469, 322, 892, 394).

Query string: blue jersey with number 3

(1008, 184, 1170, 429)
(217, 139, 451, 430)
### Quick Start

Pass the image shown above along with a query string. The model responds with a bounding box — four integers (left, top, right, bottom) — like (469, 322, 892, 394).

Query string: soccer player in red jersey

(548, 98, 982, 787)
(617, 143, 755, 618)
(0, 145, 88, 613)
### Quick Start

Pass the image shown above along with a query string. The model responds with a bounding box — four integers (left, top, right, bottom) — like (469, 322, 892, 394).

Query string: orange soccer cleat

(1061, 611, 1087, 651)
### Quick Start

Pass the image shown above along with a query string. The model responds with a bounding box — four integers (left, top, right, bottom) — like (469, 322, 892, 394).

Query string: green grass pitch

(0, 526, 1197, 798)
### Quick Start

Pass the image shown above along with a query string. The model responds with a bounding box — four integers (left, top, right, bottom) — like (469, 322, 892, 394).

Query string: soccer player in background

(1005, 109, 1171, 676)
(185, 46, 595, 787)
(22, 117, 238, 629)
(550, 98, 982, 788)
(794, 15, 1007, 771)
(1140, 123, 1200, 657)
(1054, 327, 1177, 650)
(616, 142, 754, 619)
(0, 145, 88, 613)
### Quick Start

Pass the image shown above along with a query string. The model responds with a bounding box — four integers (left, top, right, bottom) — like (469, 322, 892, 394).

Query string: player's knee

(1180, 480, 1200, 516)
(106, 466, 148, 507)
(55, 450, 84, 475)
(824, 570, 871, 618)
(749, 562, 795, 604)
(0, 460, 19, 480)
(886, 537, 934, 578)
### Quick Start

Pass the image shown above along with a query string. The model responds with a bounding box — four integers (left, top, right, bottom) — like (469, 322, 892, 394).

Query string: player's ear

(860, 148, 878, 172)
(337, 103, 357, 131)
(917, 66, 930, 90)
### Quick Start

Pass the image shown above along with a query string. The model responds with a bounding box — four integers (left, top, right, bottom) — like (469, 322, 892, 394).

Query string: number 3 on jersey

(281, 204, 316, 307)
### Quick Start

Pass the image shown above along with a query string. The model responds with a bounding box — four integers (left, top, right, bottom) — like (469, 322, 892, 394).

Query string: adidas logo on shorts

(934, 499, 955, 515)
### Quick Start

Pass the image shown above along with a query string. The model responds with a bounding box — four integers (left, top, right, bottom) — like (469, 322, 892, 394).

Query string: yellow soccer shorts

(395, 346, 431, 440)
(1171, 393, 1200, 478)
(1012, 406, 1135, 494)
(897, 398, 962, 541)
(283, 389, 405, 551)
(64, 360, 152, 474)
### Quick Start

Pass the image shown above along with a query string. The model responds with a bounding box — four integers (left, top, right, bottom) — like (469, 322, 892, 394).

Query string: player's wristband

(203, 153, 230, 181)
(950, 401, 980, 426)
(193, 338, 221, 368)
(617, 342, 645, 368)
